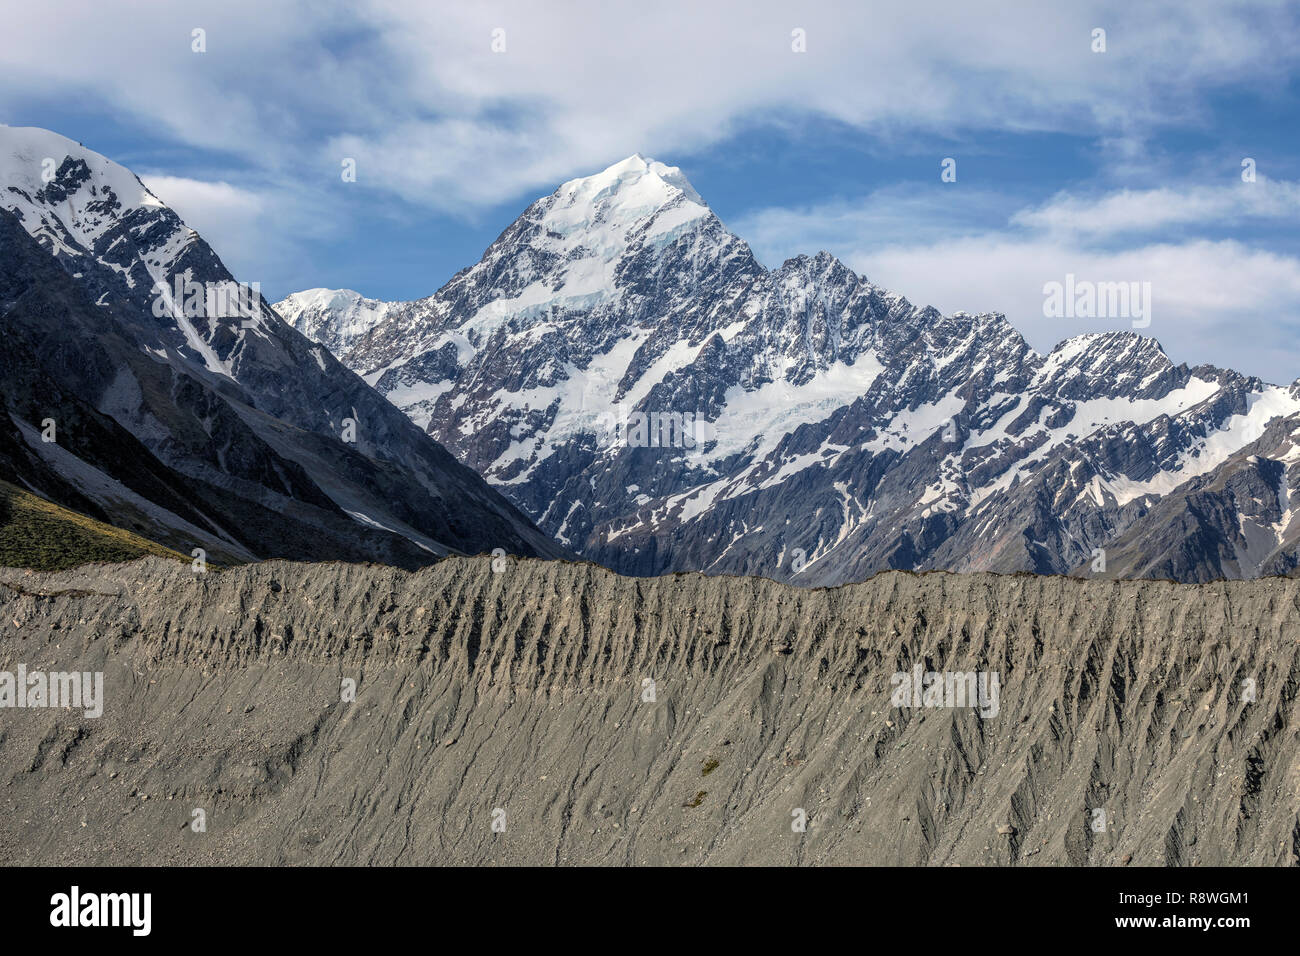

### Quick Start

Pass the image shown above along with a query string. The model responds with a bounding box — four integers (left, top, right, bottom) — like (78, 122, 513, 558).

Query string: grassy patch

(0, 480, 189, 572)
(684, 790, 707, 808)
(701, 758, 719, 776)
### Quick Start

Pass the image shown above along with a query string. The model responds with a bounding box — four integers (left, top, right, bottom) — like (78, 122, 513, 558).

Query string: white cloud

(1012, 179, 1300, 238)
(138, 173, 341, 294)
(5, 0, 1298, 382)
(859, 237, 1300, 384)
(2, 0, 1296, 211)
(141, 176, 263, 242)
(334, 0, 1300, 208)
(732, 186, 1013, 268)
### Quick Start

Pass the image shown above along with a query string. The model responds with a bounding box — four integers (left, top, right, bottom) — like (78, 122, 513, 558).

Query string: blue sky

(3, 0, 1300, 379)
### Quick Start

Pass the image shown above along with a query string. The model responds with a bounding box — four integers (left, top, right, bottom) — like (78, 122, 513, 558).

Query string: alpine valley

(278, 154, 1300, 585)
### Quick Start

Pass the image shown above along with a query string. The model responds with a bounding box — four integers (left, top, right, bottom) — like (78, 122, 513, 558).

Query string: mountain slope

(0, 126, 565, 566)
(1082, 406, 1300, 582)
(279, 155, 1300, 584)
(3, 555, 1298, 865)
(0, 479, 188, 571)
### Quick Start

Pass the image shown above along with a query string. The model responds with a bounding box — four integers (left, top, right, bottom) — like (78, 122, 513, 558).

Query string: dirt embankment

(1, 556, 1297, 865)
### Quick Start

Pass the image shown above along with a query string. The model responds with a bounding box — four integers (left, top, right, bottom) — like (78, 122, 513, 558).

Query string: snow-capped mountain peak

(0, 126, 160, 207)
(0, 126, 565, 566)
(526, 152, 715, 282)
(274, 287, 396, 355)
(285, 153, 1300, 586)
(529, 152, 714, 275)
(557, 153, 706, 212)
(1037, 331, 1179, 398)
(0, 126, 171, 254)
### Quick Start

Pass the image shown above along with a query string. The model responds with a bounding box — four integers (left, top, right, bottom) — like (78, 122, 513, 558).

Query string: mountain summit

(558, 153, 707, 216)
(273, 155, 1300, 585)
(276, 151, 722, 377)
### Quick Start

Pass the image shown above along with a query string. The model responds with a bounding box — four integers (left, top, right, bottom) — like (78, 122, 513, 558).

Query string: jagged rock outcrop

(2, 557, 1297, 865)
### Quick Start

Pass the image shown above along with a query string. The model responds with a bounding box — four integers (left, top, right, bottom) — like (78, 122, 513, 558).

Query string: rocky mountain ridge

(278, 155, 1300, 584)
(0, 126, 563, 567)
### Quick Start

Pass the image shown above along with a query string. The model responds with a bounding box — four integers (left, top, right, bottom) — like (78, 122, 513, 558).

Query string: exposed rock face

(1079, 407, 1300, 582)
(278, 155, 1300, 586)
(0, 127, 563, 566)
(2, 557, 1296, 866)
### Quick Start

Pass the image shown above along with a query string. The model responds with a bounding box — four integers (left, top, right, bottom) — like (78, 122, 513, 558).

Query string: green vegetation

(685, 790, 707, 808)
(0, 480, 188, 572)
(701, 758, 719, 776)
